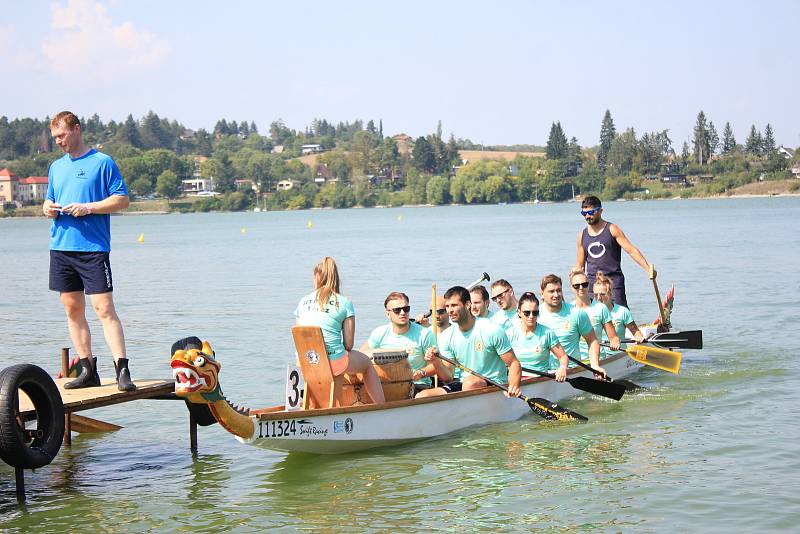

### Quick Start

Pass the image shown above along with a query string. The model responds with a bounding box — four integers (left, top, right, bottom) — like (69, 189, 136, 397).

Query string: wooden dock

(18, 378, 176, 415)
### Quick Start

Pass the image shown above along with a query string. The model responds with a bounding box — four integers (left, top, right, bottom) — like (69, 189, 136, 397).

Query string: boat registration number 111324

(258, 419, 297, 438)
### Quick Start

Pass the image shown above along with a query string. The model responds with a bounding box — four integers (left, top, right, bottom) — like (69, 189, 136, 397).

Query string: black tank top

(581, 223, 622, 277)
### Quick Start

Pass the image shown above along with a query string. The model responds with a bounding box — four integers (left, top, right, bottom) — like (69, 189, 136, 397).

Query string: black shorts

(49, 251, 113, 294)
(441, 380, 462, 393)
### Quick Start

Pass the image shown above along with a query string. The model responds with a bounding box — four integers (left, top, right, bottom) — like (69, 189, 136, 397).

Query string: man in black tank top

(574, 196, 655, 308)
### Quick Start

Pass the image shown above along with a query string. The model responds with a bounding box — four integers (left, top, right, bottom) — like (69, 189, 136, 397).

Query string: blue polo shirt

(47, 149, 128, 252)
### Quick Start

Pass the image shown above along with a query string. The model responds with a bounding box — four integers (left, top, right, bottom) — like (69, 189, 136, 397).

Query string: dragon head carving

(171, 339, 225, 404)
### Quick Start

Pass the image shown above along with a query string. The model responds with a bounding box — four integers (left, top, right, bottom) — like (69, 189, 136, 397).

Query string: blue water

(1, 198, 799, 532)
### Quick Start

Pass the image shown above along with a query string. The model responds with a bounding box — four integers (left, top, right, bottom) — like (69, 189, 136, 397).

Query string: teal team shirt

(603, 303, 634, 356)
(505, 323, 561, 371)
(575, 301, 612, 358)
(537, 302, 592, 363)
(367, 322, 438, 385)
(490, 309, 518, 330)
(437, 317, 512, 384)
(294, 291, 355, 361)
(46, 149, 128, 252)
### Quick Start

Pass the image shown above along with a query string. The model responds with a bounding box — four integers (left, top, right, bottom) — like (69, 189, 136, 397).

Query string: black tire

(0, 364, 65, 469)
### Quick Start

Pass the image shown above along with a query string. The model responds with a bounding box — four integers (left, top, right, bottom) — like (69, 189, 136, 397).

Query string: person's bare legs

(90, 291, 135, 391)
(345, 350, 385, 404)
(60, 291, 92, 358)
(89, 292, 126, 359)
(461, 375, 487, 391)
(415, 386, 446, 398)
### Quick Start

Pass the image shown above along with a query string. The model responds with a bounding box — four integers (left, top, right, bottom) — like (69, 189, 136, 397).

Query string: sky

(2, 0, 798, 149)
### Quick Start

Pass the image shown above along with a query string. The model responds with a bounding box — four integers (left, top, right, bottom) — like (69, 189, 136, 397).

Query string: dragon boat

(170, 335, 646, 455)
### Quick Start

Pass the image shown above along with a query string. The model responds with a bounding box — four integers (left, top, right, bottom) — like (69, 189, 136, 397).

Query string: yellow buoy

(137, 233, 144, 244)
(307, 220, 313, 229)
(241, 227, 247, 234)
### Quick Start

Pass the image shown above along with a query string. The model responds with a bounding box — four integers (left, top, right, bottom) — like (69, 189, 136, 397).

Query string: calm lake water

(1, 198, 799, 532)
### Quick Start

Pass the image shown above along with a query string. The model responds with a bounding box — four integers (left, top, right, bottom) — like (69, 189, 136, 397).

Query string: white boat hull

(237, 352, 641, 454)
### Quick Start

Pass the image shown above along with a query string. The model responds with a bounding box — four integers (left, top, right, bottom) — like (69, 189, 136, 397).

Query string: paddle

(565, 354, 643, 392)
(434, 353, 587, 422)
(412, 272, 489, 324)
(601, 342, 682, 374)
(521, 366, 625, 401)
(646, 329, 702, 350)
(650, 265, 670, 330)
(467, 272, 490, 290)
(431, 283, 439, 389)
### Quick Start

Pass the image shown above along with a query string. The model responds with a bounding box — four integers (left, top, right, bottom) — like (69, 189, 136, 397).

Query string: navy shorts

(49, 251, 114, 294)
(441, 380, 463, 393)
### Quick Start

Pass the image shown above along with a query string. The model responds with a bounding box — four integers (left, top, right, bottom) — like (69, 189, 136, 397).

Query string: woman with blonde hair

(569, 268, 620, 358)
(593, 272, 645, 355)
(294, 257, 385, 404)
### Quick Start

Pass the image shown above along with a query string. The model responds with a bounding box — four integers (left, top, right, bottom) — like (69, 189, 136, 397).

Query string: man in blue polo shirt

(43, 111, 135, 391)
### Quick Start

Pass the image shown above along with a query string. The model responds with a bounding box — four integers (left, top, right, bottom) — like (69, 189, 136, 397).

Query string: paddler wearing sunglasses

(362, 291, 439, 392)
(575, 195, 655, 308)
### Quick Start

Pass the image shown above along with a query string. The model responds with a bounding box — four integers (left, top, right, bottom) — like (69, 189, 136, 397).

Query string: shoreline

(3, 191, 798, 219)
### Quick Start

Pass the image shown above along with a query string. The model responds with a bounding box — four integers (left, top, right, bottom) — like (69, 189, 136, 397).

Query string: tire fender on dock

(0, 364, 65, 469)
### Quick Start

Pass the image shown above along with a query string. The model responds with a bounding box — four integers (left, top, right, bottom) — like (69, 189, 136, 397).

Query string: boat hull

(237, 352, 641, 454)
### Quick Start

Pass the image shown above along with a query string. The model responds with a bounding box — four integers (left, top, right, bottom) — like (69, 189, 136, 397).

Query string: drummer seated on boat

(415, 286, 521, 399)
(505, 291, 569, 381)
(537, 274, 607, 379)
(361, 291, 439, 393)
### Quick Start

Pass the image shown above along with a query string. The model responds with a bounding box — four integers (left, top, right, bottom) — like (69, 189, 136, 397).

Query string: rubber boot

(64, 357, 101, 389)
(114, 358, 137, 392)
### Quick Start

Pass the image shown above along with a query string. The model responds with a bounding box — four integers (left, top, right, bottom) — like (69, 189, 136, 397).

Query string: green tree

(412, 136, 436, 173)
(707, 122, 719, 158)
(607, 128, 638, 174)
(116, 114, 142, 148)
(722, 122, 736, 154)
(574, 162, 604, 195)
(482, 175, 512, 203)
(426, 175, 450, 205)
(745, 125, 762, 156)
(352, 130, 378, 173)
(545, 122, 568, 160)
(405, 169, 429, 204)
(597, 109, 616, 172)
(692, 111, 710, 165)
(762, 124, 776, 155)
(156, 170, 182, 199)
(130, 176, 153, 197)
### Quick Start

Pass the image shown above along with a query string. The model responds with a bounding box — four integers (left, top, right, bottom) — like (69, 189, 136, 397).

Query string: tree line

(1, 110, 796, 213)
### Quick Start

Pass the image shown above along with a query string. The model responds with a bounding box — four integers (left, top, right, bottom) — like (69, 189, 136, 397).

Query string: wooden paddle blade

(651, 330, 703, 349)
(625, 344, 682, 374)
(568, 376, 626, 401)
(526, 397, 588, 422)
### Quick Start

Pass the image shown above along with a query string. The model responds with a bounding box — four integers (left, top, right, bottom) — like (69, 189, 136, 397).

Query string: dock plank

(18, 378, 175, 415)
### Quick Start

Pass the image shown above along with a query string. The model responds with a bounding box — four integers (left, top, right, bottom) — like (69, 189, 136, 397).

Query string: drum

(341, 349, 414, 404)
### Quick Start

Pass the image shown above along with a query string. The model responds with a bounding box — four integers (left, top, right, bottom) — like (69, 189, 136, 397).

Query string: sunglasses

(580, 208, 599, 216)
(491, 288, 510, 302)
(388, 305, 411, 314)
(520, 310, 539, 317)
(430, 308, 446, 315)
(572, 282, 589, 289)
